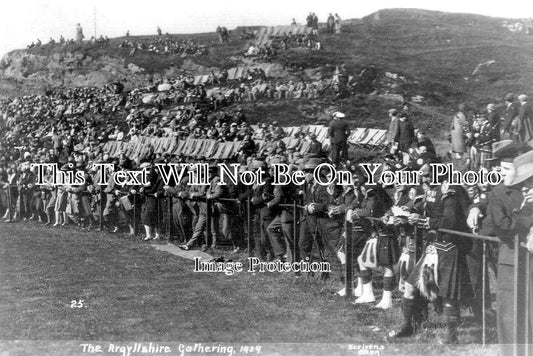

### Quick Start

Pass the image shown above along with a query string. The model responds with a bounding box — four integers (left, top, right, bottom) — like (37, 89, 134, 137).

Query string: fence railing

(3, 187, 531, 349)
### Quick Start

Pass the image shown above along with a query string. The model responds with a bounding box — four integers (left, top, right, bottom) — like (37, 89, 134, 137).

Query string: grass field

(0, 221, 499, 355)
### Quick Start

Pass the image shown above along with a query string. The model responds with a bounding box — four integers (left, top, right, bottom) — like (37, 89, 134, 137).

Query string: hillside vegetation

(1, 8, 532, 139)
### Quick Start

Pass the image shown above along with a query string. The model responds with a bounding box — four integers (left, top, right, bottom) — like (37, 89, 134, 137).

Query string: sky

(1, 0, 533, 57)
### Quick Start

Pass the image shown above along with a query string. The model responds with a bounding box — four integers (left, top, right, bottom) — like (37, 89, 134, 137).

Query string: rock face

(0, 50, 148, 94)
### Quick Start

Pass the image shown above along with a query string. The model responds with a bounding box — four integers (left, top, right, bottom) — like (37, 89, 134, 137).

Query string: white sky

(1, 0, 532, 57)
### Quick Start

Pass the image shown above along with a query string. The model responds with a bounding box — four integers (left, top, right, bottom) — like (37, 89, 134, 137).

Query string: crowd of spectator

(4, 13, 533, 349)
(118, 37, 207, 56)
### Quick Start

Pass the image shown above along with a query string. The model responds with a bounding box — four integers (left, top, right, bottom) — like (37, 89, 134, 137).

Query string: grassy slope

(0, 221, 496, 350)
(5, 9, 533, 140)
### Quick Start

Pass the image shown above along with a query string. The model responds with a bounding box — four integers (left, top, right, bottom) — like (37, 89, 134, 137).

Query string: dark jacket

(519, 102, 533, 141)
(501, 102, 520, 133)
(481, 183, 533, 254)
(328, 118, 350, 144)
(396, 117, 415, 152)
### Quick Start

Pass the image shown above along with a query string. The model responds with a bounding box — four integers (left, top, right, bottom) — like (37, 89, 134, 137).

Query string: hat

(510, 150, 533, 185)
(333, 112, 345, 118)
(74, 143, 85, 152)
(490, 141, 531, 163)
(139, 162, 151, 169)
(388, 109, 397, 115)
(23, 151, 31, 159)
(504, 93, 514, 101)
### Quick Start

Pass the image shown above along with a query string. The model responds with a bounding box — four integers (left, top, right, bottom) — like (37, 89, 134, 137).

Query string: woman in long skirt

(140, 164, 164, 240)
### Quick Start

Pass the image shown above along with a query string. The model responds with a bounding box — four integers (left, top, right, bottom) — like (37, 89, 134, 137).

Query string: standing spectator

(386, 109, 400, 152)
(141, 164, 164, 240)
(311, 13, 319, 34)
(76, 23, 84, 43)
(481, 149, 533, 352)
(306, 13, 313, 28)
(486, 103, 500, 141)
(334, 14, 342, 34)
(501, 93, 520, 141)
(470, 114, 494, 169)
(450, 103, 469, 159)
(518, 94, 533, 142)
(397, 112, 415, 162)
(207, 171, 240, 252)
(51, 128, 63, 155)
(216, 26, 223, 43)
(327, 13, 335, 34)
(328, 111, 350, 165)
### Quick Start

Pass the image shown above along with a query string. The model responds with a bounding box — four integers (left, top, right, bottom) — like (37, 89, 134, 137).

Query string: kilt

(407, 242, 472, 302)
(377, 233, 400, 267)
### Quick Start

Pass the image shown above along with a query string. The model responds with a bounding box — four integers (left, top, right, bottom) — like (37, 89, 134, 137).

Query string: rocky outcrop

(0, 50, 148, 93)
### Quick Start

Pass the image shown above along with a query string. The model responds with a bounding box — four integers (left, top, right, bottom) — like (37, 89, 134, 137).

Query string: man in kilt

(392, 176, 473, 343)
(342, 173, 392, 299)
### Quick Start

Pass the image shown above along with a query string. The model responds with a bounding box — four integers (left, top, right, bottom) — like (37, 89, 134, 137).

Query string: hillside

(1, 8, 533, 139)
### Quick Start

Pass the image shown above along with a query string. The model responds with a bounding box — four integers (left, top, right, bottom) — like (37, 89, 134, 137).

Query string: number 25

(70, 300, 84, 308)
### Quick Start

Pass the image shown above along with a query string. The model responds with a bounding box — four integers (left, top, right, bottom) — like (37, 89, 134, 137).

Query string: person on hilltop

(334, 13, 342, 34)
(76, 23, 84, 43)
(306, 12, 313, 27)
(327, 13, 335, 33)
